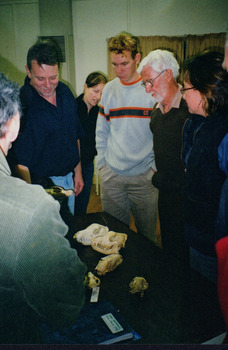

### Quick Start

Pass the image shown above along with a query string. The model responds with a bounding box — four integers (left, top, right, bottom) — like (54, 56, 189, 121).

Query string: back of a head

(138, 49, 180, 79)
(183, 51, 224, 90)
(27, 39, 61, 71)
(0, 73, 20, 138)
(108, 32, 142, 59)
(183, 51, 228, 114)
(85, 71, 108, 88)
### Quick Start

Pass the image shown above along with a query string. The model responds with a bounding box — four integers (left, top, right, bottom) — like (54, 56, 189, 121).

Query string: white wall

(0, 0, 76, 93)
(0, 0, 227, 94)
(73, 0, 128, 95)
(39, 0, 76, 94)
(0, 0, 40, 86)
(72, 0, 228, 95)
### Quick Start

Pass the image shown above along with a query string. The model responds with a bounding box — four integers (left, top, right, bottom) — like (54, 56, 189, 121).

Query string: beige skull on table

(129, 277, 149, 297)
(84, 272, 101, 289)
(95, 253, 123, 275)
(91, 231, 127, 254)
(73, 223, 109, 246)
(45, 186, 74, 199)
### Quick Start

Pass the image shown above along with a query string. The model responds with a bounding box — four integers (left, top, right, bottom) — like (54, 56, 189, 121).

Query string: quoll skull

(84, 272, 100, 289)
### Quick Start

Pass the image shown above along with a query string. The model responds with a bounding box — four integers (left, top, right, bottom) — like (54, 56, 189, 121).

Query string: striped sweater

(96, 77, 156, 176)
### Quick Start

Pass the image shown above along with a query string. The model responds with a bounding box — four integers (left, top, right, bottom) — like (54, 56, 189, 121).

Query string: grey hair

(138, 49, 180, 79)
(0, 72, 20, 138)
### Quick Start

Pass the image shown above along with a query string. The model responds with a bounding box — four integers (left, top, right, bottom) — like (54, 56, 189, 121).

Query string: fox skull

(91, 231, 127, 254)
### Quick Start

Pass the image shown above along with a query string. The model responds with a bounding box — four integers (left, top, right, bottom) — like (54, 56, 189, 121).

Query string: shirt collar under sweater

(157, 83, 182, 113)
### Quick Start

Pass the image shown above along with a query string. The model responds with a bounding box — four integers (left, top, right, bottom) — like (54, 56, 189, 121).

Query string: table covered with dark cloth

(66, 212, 225, 344)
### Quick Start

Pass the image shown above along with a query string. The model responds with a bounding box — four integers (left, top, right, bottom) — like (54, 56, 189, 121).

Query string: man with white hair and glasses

(138, 49, 190, 261)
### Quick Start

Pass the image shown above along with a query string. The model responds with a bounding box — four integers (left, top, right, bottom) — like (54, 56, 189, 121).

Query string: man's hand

(74, 162, 84, 196)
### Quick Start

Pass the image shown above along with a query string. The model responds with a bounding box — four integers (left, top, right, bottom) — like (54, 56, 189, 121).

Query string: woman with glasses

(181, 51, 228, 283)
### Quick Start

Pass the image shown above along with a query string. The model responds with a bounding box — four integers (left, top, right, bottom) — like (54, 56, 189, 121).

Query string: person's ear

(165, 69, 174, 81)
(25, 65, 32, 79)
(6, 113, 20, 143)
(135, 53, 141, 65)
(84, 83, 88, 93)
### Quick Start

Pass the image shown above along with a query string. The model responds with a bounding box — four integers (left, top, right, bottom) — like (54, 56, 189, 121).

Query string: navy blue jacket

(182, 111, 228, 255)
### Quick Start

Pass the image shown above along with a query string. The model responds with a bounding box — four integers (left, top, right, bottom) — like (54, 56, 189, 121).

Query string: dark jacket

(182, 111, 228, 255)
(76, 93, 98, 165)
(12, 77, 82, 178)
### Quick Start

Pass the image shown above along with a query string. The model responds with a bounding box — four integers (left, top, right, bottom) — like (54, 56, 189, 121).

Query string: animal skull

(45, 186, 74, 199)
(91, 231, 127, 254)
(129, 277, 149, 297)
(95, 253, 123, 275)
(73, 223, 109, 246)
(84, 272, 100, 289)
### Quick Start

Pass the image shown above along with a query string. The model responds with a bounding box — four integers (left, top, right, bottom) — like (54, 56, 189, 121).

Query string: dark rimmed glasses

(141, 70, 167, 88)
(180, 87, 195, 95)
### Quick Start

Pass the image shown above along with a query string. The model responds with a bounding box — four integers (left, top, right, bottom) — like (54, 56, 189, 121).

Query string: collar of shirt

(157, 84, 183, 112)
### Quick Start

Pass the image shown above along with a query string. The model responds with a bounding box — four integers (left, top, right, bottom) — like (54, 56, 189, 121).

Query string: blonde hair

(108, 32, 142, 59)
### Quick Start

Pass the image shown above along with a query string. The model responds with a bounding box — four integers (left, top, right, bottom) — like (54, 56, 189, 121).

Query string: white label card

(90, 286, 100, 302)
(101, 313, 124, 334)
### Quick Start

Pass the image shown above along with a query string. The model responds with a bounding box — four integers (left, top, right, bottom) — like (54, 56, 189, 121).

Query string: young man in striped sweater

(96, 32, 158, 242)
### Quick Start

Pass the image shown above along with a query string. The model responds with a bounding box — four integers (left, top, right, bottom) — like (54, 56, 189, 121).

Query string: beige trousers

(99, 165, 158, 242)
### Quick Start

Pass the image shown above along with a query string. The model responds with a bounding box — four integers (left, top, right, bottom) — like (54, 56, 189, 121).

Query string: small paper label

(90, 286, 100, 302)
(101, 313, 124, 334)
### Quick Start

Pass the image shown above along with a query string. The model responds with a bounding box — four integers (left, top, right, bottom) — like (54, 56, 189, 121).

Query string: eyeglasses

(141, 70, 166, 88)
(180, 87, 194, 95)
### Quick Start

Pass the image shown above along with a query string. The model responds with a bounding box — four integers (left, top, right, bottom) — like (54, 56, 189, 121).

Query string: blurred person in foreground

(75, 71, 107, 215)
(96, 32, 158, 242)
(138, 49, 190, 261)
(181, 50, 228, 283)
(0, 72, 86, 344)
